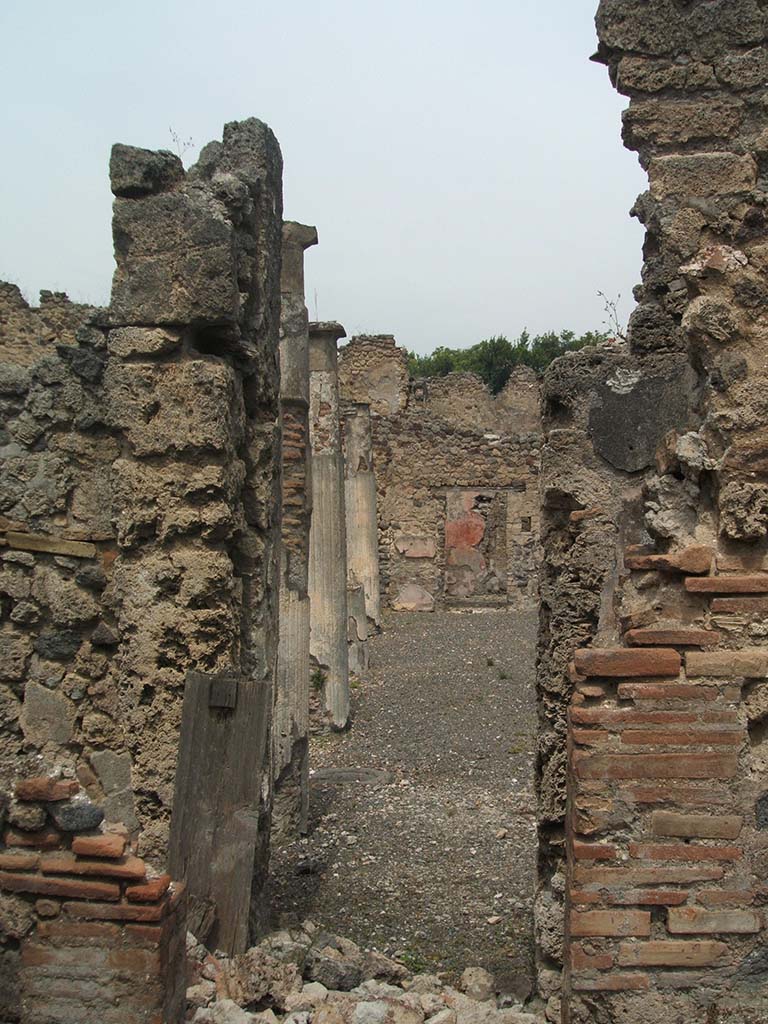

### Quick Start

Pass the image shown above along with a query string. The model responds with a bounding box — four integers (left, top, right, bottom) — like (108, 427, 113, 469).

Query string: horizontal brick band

(571, 910, 651, 937)
(40, 853, 146, 881)
(0, 871, 120, 901)
(629, 843, 742, 862)
(685, 650, 767, 678)
(574, 865, 725, 886)
(668, 907, 761, 934)
(651, 811, 743, 840)
(685, 575, 768, 594)
(617, 940, 727, 967)
(574, 648, 681, 678)
(626, 628, 720, 647)
(574, 751, 738, 780)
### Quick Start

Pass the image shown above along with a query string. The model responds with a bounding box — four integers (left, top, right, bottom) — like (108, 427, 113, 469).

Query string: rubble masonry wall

(0, 117, 284, 1019)
(338, 336, 543, 611)
(536, 3, 768, 1021)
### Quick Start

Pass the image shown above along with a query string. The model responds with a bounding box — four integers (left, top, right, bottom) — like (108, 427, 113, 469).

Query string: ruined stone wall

(338, 339, 542, 611)
(337, 335, 409, 417)
(417, 366, 541, 436)
(0, 117, 284, 1019)
(535, 3, 768, 1021)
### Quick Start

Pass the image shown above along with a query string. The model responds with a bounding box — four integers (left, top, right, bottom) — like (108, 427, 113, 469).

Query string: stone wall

(535, 3, 768, 1021)
(337, 335, 409, 417)
(0, 116, 284, 1019)
(338, 338, 542, 611)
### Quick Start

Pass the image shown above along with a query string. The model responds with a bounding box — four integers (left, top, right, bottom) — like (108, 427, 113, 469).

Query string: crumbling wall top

(338, 333, 409, 416)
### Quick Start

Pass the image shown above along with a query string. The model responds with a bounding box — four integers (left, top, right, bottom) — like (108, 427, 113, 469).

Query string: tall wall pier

(272, 222, 317, 843)
(343, 403, 381, 633)
(308, 322, 351, 729)
(534, 3, 768, 1022)
(0, 117, 284, 1020)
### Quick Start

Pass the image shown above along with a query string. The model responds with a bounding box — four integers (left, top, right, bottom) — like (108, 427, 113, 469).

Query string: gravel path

(267, 608, 538, 998)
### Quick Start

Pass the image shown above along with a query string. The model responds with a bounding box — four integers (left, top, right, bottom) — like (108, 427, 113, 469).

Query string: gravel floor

(267, 608, 538, 998)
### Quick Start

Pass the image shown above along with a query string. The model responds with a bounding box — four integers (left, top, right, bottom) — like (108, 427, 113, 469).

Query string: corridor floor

(267, 608, 538, 996)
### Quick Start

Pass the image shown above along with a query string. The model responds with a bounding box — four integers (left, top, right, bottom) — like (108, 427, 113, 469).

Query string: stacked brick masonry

(0, 777, 185, 1023)
(564, 552, 768, 1023)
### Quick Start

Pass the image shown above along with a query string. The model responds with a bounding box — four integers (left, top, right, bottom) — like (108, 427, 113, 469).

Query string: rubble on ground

(186, 922, 545, 1024)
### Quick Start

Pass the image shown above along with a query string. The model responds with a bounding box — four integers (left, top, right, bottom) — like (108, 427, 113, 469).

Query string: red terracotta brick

(574, 648, 681, 678)
(572, 729, 612, 746)
(573, 842, 618, 860)
(668, 907, 761, 934)
(698, 889, 756, 907)
(617, 940, 727, 967)
(686, 575, 768, 594)
(574, 865, 725, 886)
(570, 889, 689, 906)
(620, 729, 742, 746)
(15, 777, 80, 802)
(685, 650, 767, 678)
(71, 833, 126, 859)
(40, 852, 146, 880)
(0, 871, 120, 901)
(63, 899, 164, 922)
(0, 852, 38, 871)
(626, 628, 720, 648)
(625, 546, 713, 575)
(126, 873, 171, 903)
(574, 751, 738, 780)
(651, 811, 743, 840)
(571, 910, 651, 937)
(630, 843, 741, 862)
(571, 944, 614, 970)
(3, 827, 62, 849)
(711, 597, 768, 614)
(572, 973, 650, 992)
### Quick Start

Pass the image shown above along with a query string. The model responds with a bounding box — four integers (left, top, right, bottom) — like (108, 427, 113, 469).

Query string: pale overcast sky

(0, 1, 646, 354)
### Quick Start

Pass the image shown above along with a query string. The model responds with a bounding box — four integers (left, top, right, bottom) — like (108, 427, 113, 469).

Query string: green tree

(407, 328, 607, 392)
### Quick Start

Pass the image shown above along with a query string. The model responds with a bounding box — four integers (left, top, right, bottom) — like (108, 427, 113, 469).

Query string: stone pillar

(107, 119, 284, 954)
(343, 403, 382, 632)
(273, 221, 317, 842)
(346, 582, 369, 676)
(308, 322, 350, 729)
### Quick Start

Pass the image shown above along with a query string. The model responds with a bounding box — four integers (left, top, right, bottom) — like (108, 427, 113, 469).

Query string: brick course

(0, 780, 187, 1023)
